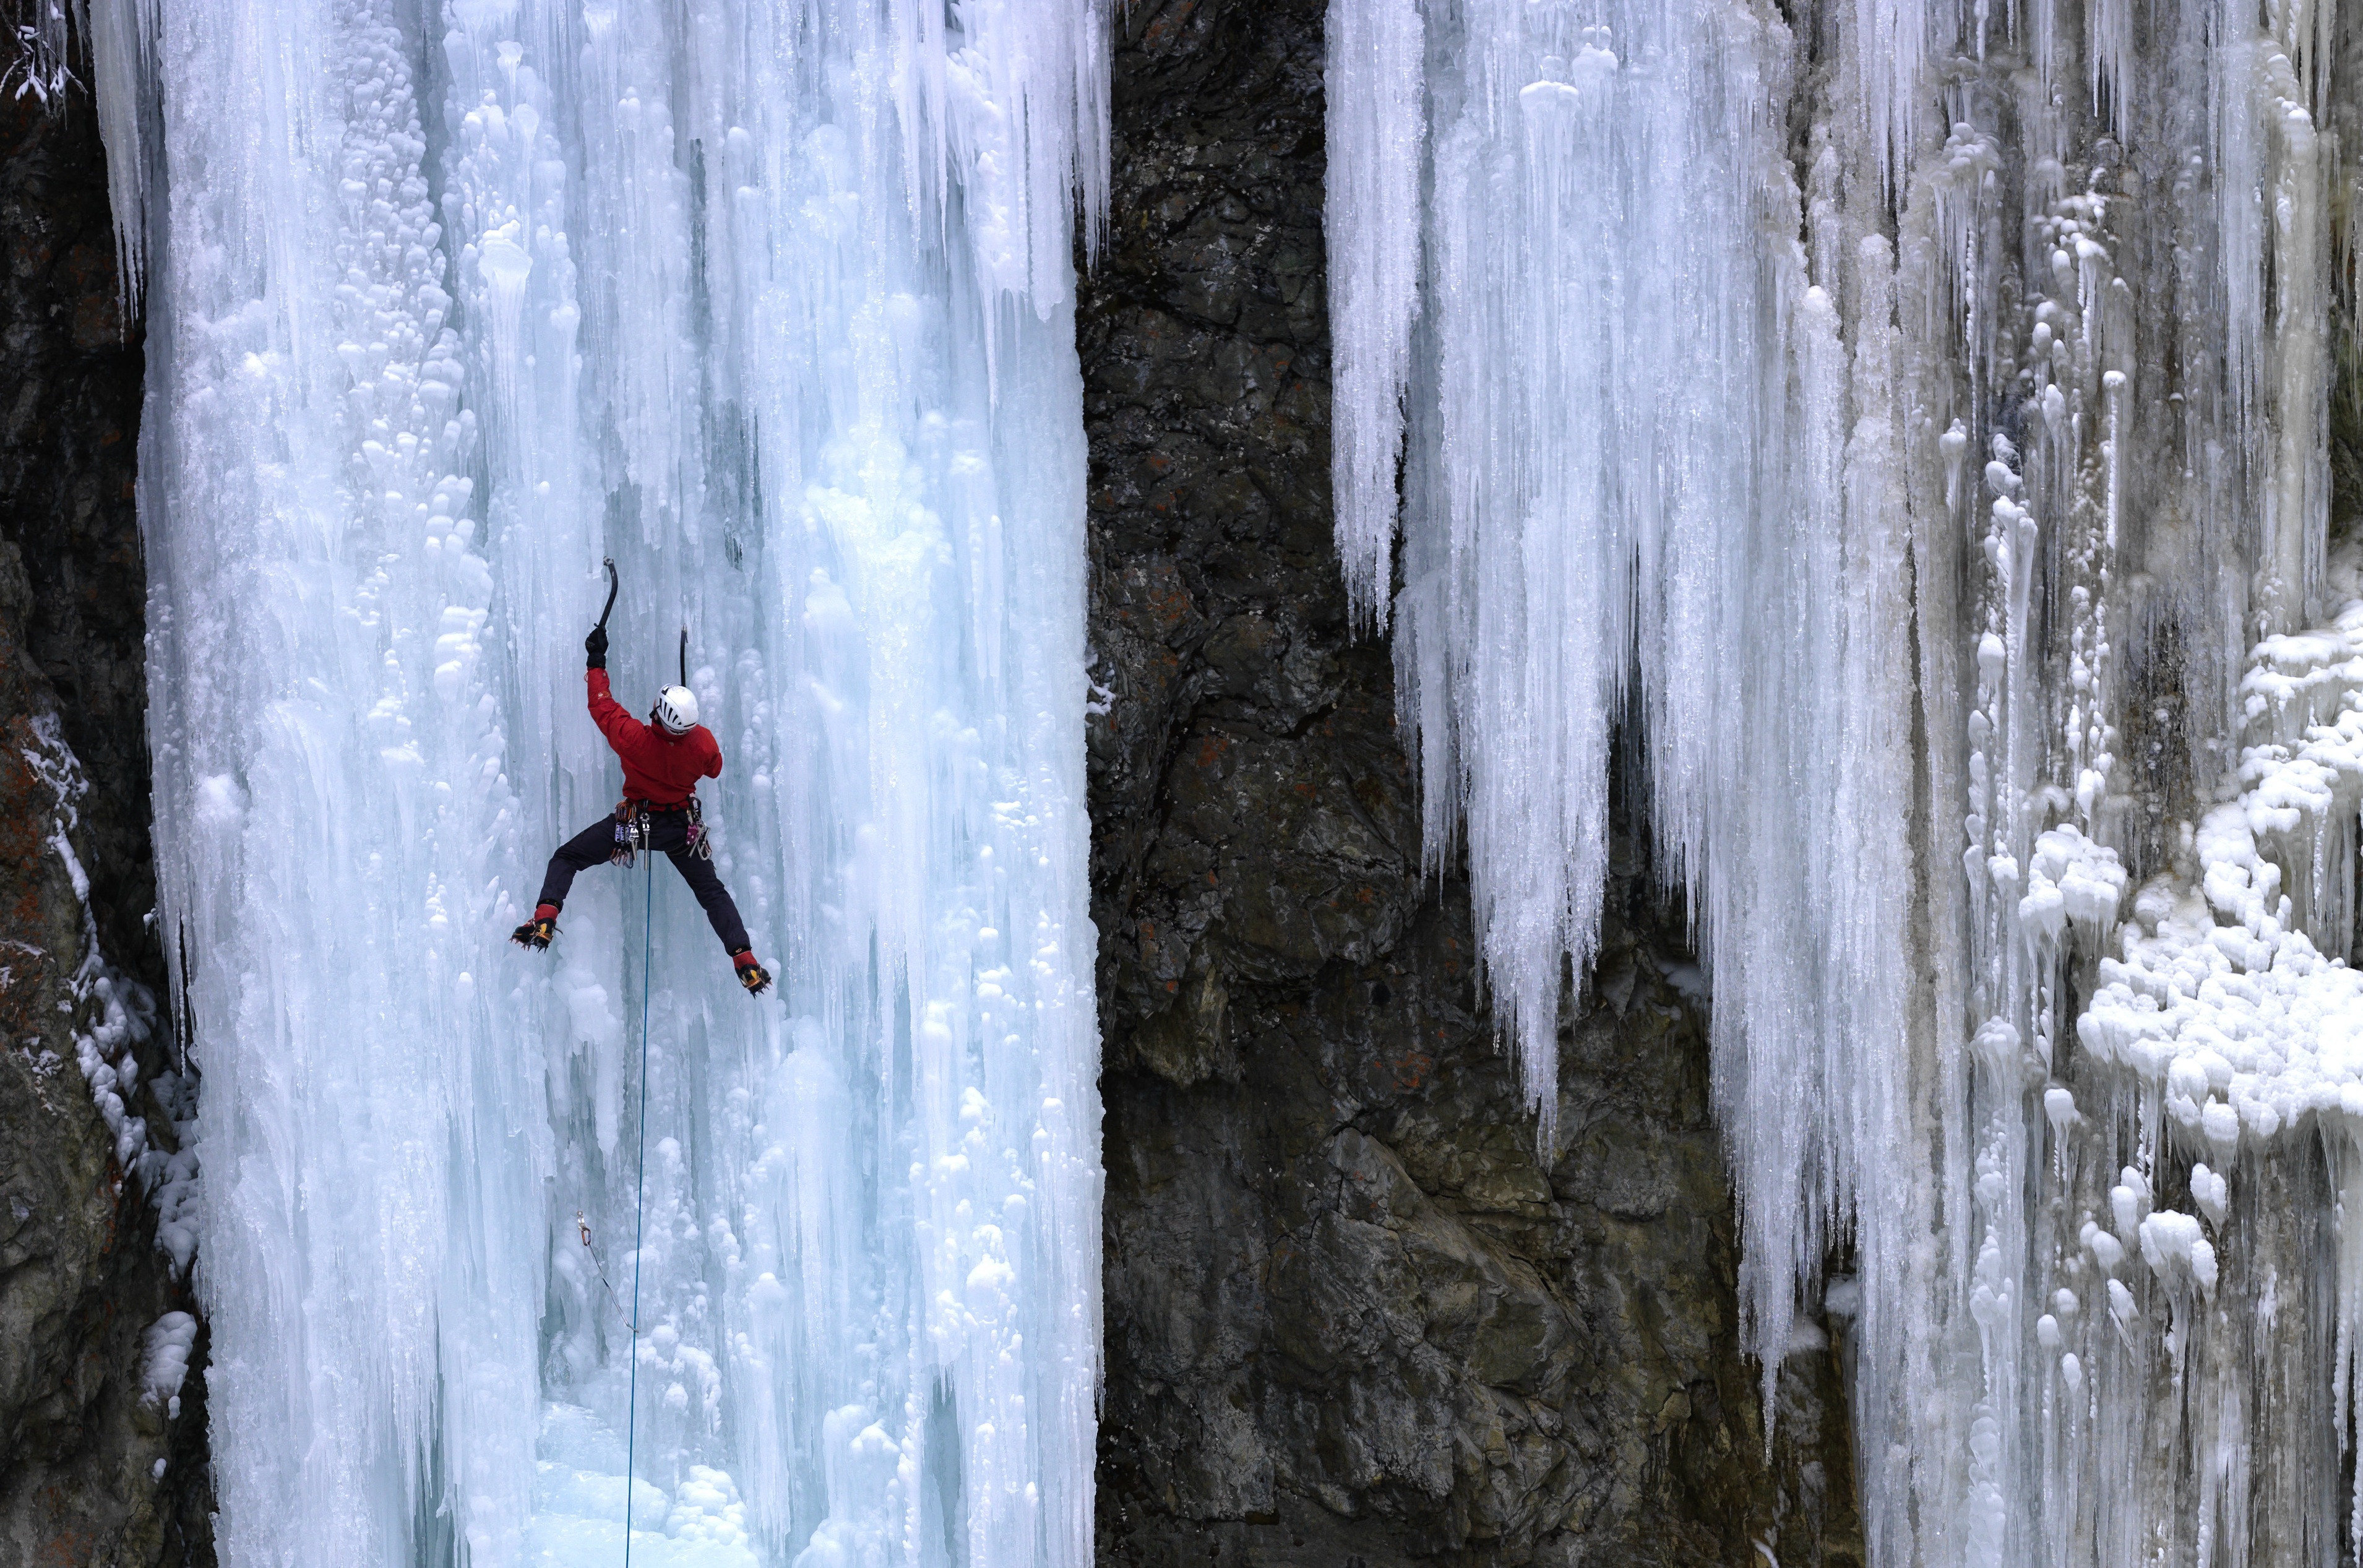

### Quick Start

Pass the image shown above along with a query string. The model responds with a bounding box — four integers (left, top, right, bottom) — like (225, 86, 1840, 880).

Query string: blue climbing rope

(624, 849, 654, 1566)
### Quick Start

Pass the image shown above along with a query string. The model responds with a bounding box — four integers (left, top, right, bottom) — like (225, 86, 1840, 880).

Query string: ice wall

(1328, 0, 2362, 1560)
(93, 0, 1105, 1562)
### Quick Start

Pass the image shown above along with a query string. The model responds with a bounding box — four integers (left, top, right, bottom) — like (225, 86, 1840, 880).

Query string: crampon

(511, 905, 559, 950)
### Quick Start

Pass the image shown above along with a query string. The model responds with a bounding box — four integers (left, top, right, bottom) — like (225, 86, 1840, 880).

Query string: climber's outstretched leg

(512, 817, 616, 949)
(665, 842, 770, 994)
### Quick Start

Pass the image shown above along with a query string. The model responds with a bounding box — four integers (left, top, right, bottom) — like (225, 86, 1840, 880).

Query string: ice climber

(510, 618, 773, 996)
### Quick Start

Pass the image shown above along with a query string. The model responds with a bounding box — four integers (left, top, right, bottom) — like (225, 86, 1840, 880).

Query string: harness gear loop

(610, 796, 710, 864)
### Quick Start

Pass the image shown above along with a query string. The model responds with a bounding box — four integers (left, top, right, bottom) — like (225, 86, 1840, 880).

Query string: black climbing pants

(537, 809, 751, 955)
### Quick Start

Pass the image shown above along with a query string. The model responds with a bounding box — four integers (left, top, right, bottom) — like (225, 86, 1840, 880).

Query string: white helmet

(654, 685, 699, 734)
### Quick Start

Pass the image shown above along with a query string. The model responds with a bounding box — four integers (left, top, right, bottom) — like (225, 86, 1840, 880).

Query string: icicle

(1325, 0, 1425, 626)
(81, 0, 156, 308)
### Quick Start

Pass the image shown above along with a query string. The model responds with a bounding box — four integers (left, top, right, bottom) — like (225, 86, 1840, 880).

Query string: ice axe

(596, 558, 690, 687)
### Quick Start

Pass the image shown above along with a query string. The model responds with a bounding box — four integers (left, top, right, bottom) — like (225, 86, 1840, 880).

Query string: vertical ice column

(655, 1, 1108, 1560)
(2223, 0, 2335, 635)
(116, 0, 558, 1561)
(104, 0, 1106, 1561)
(437, 4, 595, 811)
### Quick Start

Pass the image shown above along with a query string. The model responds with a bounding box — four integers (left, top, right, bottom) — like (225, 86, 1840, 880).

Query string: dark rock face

(1079, 2, 1862, 1562)
(0, 54, 215, 1568)
(0, 67, 150, 978)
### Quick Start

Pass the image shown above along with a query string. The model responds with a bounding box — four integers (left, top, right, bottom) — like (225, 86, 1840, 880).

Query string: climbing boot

(732, 948, 772, 996)
(512, 904, 559, 950)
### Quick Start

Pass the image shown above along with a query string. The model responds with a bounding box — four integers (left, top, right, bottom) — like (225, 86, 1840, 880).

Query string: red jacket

(587, 669, 721, 806)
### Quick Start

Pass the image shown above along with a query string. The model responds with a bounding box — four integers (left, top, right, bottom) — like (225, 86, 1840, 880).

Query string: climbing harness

(624, 848, 654, 1565)
(609, 796, 710, 867)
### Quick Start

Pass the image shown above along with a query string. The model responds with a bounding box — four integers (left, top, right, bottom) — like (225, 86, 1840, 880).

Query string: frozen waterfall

(1328, 0, 2363, 1562)
(92, 0, 1105, 1562)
